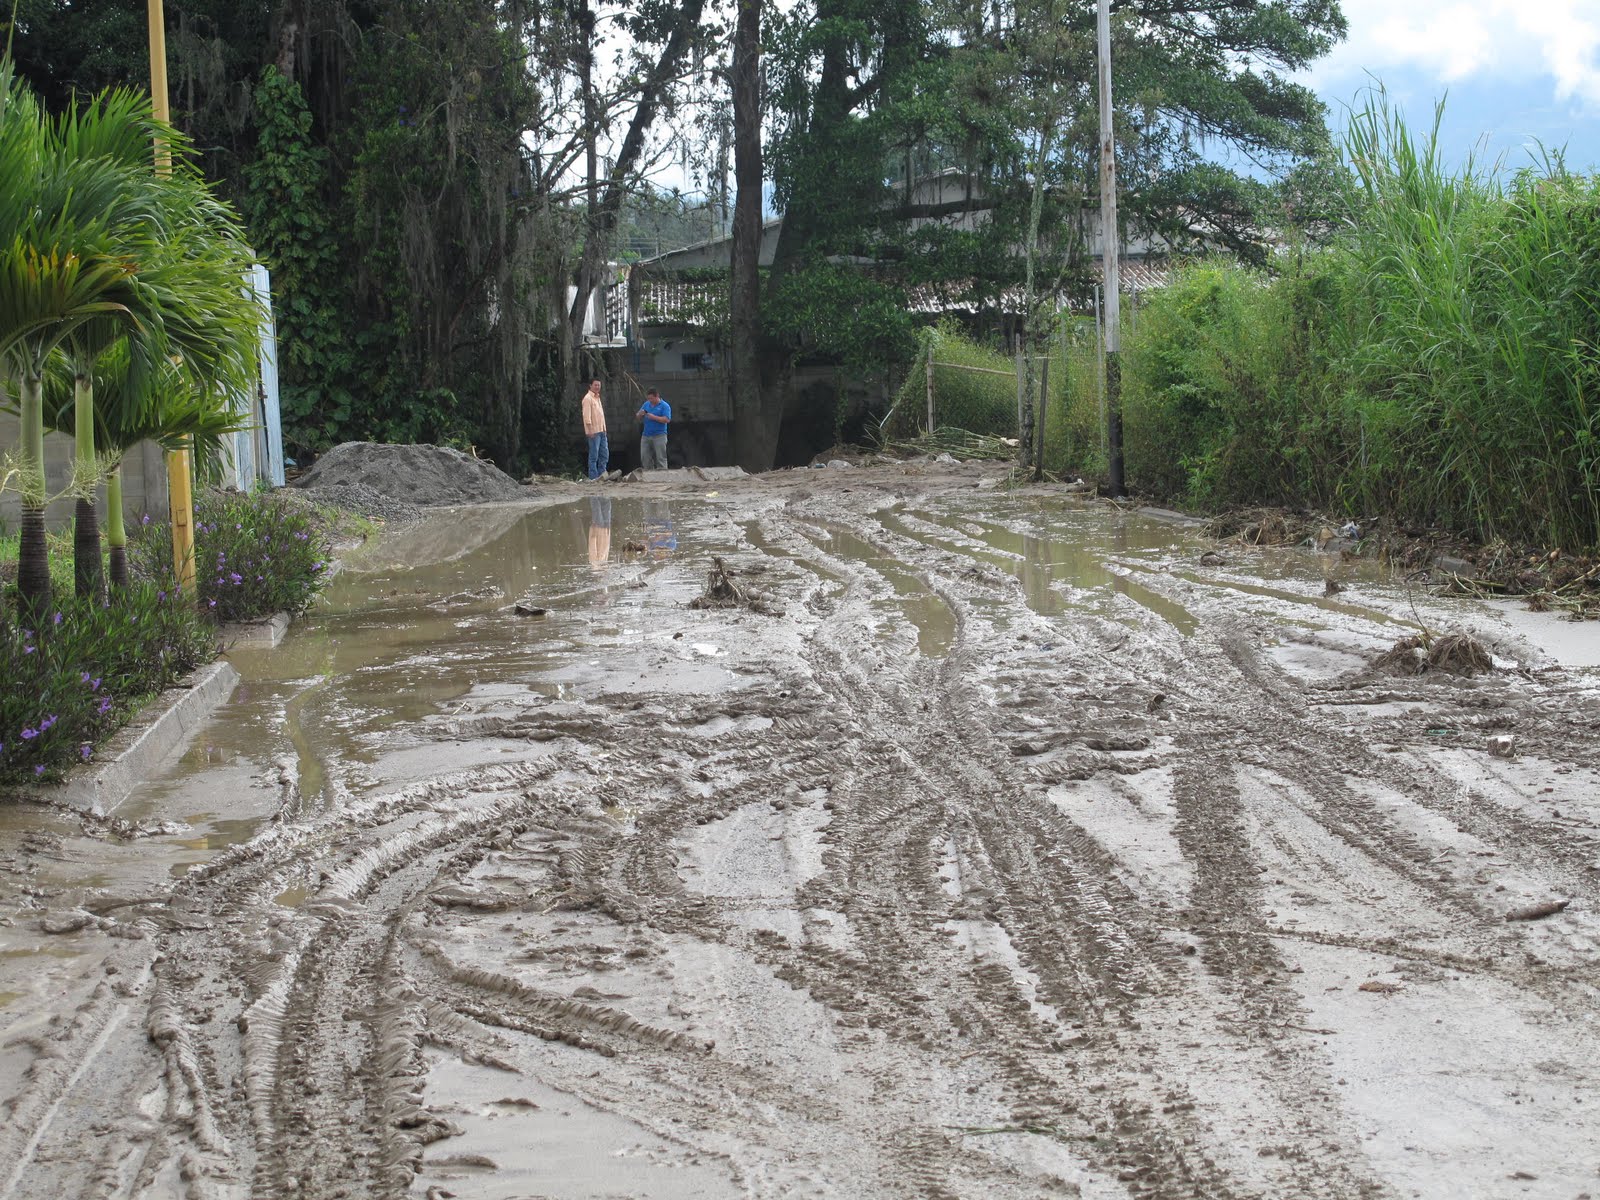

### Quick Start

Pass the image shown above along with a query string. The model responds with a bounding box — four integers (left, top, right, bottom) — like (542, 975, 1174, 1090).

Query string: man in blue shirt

(637, 389, 671, 470)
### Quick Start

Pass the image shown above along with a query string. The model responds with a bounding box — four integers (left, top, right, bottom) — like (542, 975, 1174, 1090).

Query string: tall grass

(1046, 92, 1600, 550)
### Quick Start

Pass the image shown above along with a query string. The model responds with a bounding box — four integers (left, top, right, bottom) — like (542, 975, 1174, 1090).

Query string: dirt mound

(289, 482, 423, 527)
(292, 442, 528, 507)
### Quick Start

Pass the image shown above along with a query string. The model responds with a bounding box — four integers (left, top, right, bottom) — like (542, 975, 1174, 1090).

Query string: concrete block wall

(0, 410, 169, 532)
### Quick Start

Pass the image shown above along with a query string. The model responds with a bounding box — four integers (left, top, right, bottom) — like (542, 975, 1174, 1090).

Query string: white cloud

(1303, 0, 1600, 109)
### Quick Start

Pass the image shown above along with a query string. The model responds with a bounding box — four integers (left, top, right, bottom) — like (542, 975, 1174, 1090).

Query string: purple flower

(207, 599, 217, 609)
(97, 698, 112, 715)
(24, 644, 35, 655)
(21, 727, 38, 740)
(91, 678, 100, 691)
(34, 764, 44, 776)
(141, 513, 151, 525)
(39, 715, 56, 732)
(157, 590, 167, 602)
(230, 572, 242, 585)
(52, 612, 62, 626)
(312, 562, 324, 572)
(79, 744, 92, 761)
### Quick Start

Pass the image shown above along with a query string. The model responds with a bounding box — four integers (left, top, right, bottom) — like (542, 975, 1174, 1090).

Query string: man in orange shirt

(581, 379, 609, 480)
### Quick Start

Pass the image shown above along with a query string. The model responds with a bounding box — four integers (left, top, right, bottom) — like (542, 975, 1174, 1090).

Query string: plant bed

(0, 583, 218, 788)
(3, 490, 335, 795)
(128, 489, 332, 622)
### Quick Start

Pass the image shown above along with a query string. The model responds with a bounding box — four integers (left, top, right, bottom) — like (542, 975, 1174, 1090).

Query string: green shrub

(130, 490, 331, 621)
(1046, 93, 1600, 551)
(0, 585, 216, 784)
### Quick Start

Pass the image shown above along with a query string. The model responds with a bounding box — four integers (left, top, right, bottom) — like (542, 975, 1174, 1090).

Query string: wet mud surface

(2, 464, 1599, 1199)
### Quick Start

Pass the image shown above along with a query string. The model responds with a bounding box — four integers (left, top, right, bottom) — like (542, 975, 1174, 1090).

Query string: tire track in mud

(743, 509, 1370, 1199)
(1213, 633, 1600, 1000)
(6, 484, 1597, 1200)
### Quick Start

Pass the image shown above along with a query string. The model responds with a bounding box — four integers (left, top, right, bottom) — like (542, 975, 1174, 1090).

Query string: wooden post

(1093, 287, 1107, 453)
(1097, 0, 1125, 497)
(1032, 354, 1050, 482)
(1014, 342, 1025, 444)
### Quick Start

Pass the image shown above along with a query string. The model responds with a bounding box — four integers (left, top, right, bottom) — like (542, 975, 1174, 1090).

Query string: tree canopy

(6, 0, 1348, 473)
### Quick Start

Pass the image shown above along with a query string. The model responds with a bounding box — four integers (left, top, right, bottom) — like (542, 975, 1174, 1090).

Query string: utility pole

(147, 0, 196, 591)
(1097, 0, 1125, 497)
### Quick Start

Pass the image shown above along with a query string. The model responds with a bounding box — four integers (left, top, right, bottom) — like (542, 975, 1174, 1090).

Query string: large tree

(727, 0, 764, 469)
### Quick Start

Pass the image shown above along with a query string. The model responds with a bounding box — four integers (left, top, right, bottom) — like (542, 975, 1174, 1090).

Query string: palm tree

(1, 62, 135, 616)
(1, 58, 260, 615)
(52, 79, 261, 600)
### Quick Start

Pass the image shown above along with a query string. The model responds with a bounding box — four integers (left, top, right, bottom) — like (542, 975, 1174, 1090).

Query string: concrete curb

(219, 611, 291, 649)
(52, 661, 240, 817)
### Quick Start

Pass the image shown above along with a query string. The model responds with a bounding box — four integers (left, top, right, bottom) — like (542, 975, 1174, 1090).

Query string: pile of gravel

(291, 442, 530, 508)
(298, 482, 423, 527)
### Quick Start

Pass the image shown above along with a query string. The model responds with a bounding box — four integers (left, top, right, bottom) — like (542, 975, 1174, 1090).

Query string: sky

(1301, 0, 1600, 171)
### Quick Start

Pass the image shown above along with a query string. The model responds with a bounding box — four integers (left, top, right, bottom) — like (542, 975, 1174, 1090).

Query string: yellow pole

(147, 0, 195, 591)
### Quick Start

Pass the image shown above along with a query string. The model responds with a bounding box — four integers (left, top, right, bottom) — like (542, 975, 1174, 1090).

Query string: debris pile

(1204, 508, 1322, 547)
(1373, 631, 1494, 677)
(292, 442, 529, 508)
(688, 557, 783, 615)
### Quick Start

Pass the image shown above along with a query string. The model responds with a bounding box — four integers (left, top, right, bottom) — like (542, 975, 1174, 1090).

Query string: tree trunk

(741, 2, 855, 471)
(728, 0, 771, 472)
(17, 368, 52, 621)
(107, 463, 129, 589)
(72, 371, 104, 601)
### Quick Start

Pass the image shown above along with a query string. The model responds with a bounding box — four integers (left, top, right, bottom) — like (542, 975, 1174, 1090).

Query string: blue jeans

(586, 431, 609, 479)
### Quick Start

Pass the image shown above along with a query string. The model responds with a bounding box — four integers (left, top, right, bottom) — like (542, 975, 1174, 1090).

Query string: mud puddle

(880, 503, 1200, 634)
(797, 522, 957, 655)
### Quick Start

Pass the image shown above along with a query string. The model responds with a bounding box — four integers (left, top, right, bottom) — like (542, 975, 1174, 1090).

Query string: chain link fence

(881, 327, 1023, 444)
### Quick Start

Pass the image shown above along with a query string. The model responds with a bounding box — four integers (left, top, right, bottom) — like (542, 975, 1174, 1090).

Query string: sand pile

(292, 442, 529, 507)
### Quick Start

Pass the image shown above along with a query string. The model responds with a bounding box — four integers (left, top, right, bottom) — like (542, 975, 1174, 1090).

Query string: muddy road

(2, 463, 1598, 1200)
